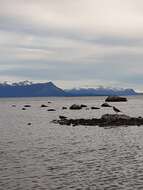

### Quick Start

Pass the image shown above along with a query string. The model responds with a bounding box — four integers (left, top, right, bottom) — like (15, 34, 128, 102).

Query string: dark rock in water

(48, 102, 52, 104)
(101, 103, 112, 107)
(105, 96, 127, 102)
(27, 122, 32, 126)
(91, 106, 100, 109)
(53, 114, 143, 127)
(47, 109, 56, 111)
(62, 106, 67, 109)
(69, 104, 83, 110)
(12, 105, 16, 107)
(24, 105, 31, 107)
(81, 104, 87, 108)
(22, 108, 26, 110)
(101, 114, 130, 120)
(41, 104, 48, 108)
(59, 115, 67, 119)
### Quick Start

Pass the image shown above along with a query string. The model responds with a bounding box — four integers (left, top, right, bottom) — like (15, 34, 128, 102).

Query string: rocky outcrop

(101, 103, 112, 107)
(91, 106, 100, 109)
(53, 114, 143, 127)
(47, 109, 56, 111)
(105, 96, 127, 102)
(81, 104, 87, 108)
(22, 108, 26, 110)
(69, 104, 87, 110)
(59, 115, 67, 119)
(24, 105, 31, 108)
(41, 104, 48, 108)
(62, 106, 67, 109)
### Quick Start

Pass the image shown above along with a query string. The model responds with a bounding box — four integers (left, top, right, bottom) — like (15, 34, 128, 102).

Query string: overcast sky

(0, 0, 143, 90)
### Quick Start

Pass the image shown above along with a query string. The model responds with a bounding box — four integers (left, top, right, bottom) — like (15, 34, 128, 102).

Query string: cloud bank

(0, 0, 143, 90)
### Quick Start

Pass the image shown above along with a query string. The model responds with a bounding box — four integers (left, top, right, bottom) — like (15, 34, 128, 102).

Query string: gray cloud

(0, 0, 143, 90)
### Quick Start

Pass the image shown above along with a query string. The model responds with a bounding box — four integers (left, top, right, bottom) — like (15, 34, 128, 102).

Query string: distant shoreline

(0, 81, 140, 97)
(0, 94, 142, 99)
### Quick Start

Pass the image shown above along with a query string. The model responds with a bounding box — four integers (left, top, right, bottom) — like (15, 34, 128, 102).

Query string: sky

(0, 0, 143, 90)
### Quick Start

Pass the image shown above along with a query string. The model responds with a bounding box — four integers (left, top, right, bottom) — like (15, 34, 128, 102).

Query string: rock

(27, 122, 32, 126)
(81, 104, 87, 108)
(62, 107, 67, 109)
(59, 115, 67, 119)
(105, 96, 127, 102)
(24, 105, 31, 108)
(48, 102, 51, 104)
(12, 105, 16, 107)
(41, 104, 48, 108)
(47, 109, 56, 111)
(101, 114, 131, 120)
(101, 103, 112, 107)
(69, 104, 83, 110)
(91, 106, 100, 109)
(53, 114, 143, 127)
(22, 108, 26, 110)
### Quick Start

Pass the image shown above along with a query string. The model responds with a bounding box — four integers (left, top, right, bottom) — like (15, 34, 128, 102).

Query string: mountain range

(0, 81, 139, 97)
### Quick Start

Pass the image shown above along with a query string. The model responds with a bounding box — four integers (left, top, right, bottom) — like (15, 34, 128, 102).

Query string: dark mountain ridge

(0, 81, 139, 97)
(65, 87, 137, 96)
(0, 81, 66, 97)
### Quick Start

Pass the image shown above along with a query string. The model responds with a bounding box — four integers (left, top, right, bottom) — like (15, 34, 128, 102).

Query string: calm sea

(0, 96, 143, 190)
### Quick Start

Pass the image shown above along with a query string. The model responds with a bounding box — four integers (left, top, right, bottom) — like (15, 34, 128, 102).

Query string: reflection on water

(0, 96, 143, 189)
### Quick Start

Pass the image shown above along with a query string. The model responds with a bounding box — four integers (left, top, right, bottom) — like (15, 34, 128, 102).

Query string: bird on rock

(112, 106, 122, 114)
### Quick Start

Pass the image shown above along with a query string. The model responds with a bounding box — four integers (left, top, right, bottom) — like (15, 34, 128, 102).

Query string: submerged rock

(59, 115, 67, 119)
(101, 103, 112, 107)
(24, 105, 31, 108)
(62, 106, 67, 110)
(69, 104, 87, 110)
(69, 104, 82, 110)
(47, 109, 56, 111)
(101, 114, 130, 121)
(53, 114, 143, 127)
(41, 104, 48, 108)
(91, 106, 100, 110)
(105, 96, 127, 102)
(81, 104, 87, 108)
(22, 108, 26, 110)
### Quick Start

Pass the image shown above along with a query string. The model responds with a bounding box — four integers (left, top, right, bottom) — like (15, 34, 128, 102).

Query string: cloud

(0, 0, 143, 89)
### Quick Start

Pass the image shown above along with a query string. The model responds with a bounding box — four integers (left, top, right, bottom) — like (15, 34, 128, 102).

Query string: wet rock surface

(101, 103, 112, 107)
(41, 104, 48, 108)
(62, 106, 67, 109)
(91, 106, 100, 109)
(53, 114, 143, 127)
(47, 109, 56, 111)
(105, 96, 127, 102)
(24, 105, 31, 108)
(22, 108, 26, 110)
(69, 104, 85, 110)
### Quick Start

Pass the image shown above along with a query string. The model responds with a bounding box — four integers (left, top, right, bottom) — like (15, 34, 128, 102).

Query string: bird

(112, 106, 122, 114)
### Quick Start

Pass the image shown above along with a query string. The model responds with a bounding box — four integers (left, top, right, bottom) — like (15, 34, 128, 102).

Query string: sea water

(0, 96, 143, 190)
